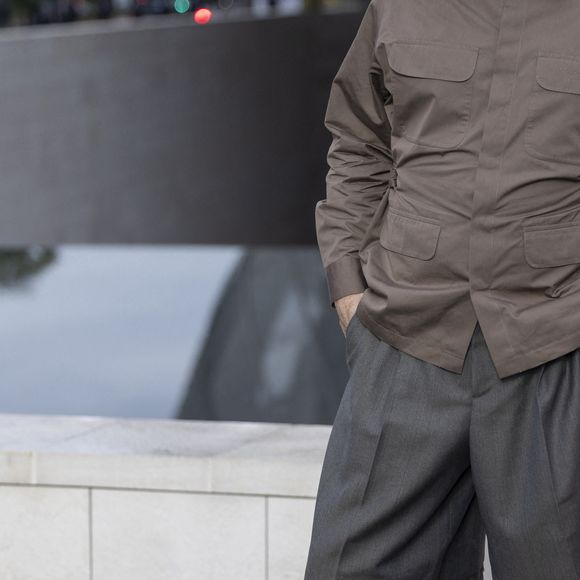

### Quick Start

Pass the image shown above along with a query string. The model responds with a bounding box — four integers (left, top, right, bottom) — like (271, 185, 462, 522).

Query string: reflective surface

(0, 245, 349, 424)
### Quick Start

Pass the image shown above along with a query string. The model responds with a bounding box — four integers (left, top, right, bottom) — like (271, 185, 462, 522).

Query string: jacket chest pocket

(385, 41, 479, 149)
(524, 52, 580, 165)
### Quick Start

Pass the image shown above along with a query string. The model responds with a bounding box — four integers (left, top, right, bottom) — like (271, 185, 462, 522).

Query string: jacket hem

(357, 295, 580, 380)
(355, 299, 466, 375)
(492, 328, 580, 379)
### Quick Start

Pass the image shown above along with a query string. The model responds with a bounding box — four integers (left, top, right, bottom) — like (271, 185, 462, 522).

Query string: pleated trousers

(304, 313, 580, 580)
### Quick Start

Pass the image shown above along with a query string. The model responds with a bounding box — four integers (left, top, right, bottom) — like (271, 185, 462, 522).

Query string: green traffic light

(174, 0, 190, 13)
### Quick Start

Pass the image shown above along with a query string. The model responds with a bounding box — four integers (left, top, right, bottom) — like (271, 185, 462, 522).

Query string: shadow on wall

(177, 246, 350, 425)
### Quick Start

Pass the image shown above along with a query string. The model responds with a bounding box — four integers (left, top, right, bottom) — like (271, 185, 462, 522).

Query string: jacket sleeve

(315, 0, 394, 308)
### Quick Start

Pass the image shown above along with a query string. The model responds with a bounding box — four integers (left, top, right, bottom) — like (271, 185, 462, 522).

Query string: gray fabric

(304, 315, 580, 580)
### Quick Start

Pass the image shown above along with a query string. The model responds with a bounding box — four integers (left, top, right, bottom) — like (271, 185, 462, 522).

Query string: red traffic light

(194, 7, 212, 23)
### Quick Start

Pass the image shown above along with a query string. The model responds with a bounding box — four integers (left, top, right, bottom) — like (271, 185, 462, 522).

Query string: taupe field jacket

(315, 0, 580, 379)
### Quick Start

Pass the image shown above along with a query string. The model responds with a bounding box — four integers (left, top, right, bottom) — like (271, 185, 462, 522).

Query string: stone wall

(0, 414, 325, 579)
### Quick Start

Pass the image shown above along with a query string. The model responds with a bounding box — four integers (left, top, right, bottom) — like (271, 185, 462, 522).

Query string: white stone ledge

(0, 413, 330, 497)
(0, 414, 329, 578)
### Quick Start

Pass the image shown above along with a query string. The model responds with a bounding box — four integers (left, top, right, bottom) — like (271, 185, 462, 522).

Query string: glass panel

(0, 245, 347, 424)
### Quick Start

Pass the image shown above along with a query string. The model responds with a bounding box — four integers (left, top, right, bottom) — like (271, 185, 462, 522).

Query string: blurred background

(0, 0, 370, 425)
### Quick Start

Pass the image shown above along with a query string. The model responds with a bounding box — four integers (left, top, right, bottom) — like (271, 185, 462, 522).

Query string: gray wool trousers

(303, 313, 580, 580)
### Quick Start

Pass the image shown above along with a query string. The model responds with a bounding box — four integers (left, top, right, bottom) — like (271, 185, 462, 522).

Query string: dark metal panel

(0, 11, 363, 243)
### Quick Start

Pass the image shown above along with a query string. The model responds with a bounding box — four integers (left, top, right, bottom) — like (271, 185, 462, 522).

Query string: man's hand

(335, 292, 365, 336)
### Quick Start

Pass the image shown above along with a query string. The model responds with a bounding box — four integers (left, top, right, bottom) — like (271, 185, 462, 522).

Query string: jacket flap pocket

(523, 223, 580, 267)
(379, 208, 441, 260)
(536, 53, 580, 94)
(387, 41, 478, 81)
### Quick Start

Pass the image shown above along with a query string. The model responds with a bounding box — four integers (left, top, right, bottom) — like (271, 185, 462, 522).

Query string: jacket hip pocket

(523, 221, 580, 298)
(379, 206, 441, 260)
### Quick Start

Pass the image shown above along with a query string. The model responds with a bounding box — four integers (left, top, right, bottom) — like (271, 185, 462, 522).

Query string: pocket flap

(379, 208, 441, 260)
(536, 53, 580, 94)
(523, 223, 580, 267)
(387, 41, 479, 81)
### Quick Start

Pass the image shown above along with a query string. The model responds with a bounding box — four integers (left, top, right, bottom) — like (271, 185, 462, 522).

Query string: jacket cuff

(325, 255, 368, 308)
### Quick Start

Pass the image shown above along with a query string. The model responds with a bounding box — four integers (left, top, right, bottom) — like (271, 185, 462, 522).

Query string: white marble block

(92, 488, 266, 580)
(0, 485, 90, 580)
(268, 497, 316, 580)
